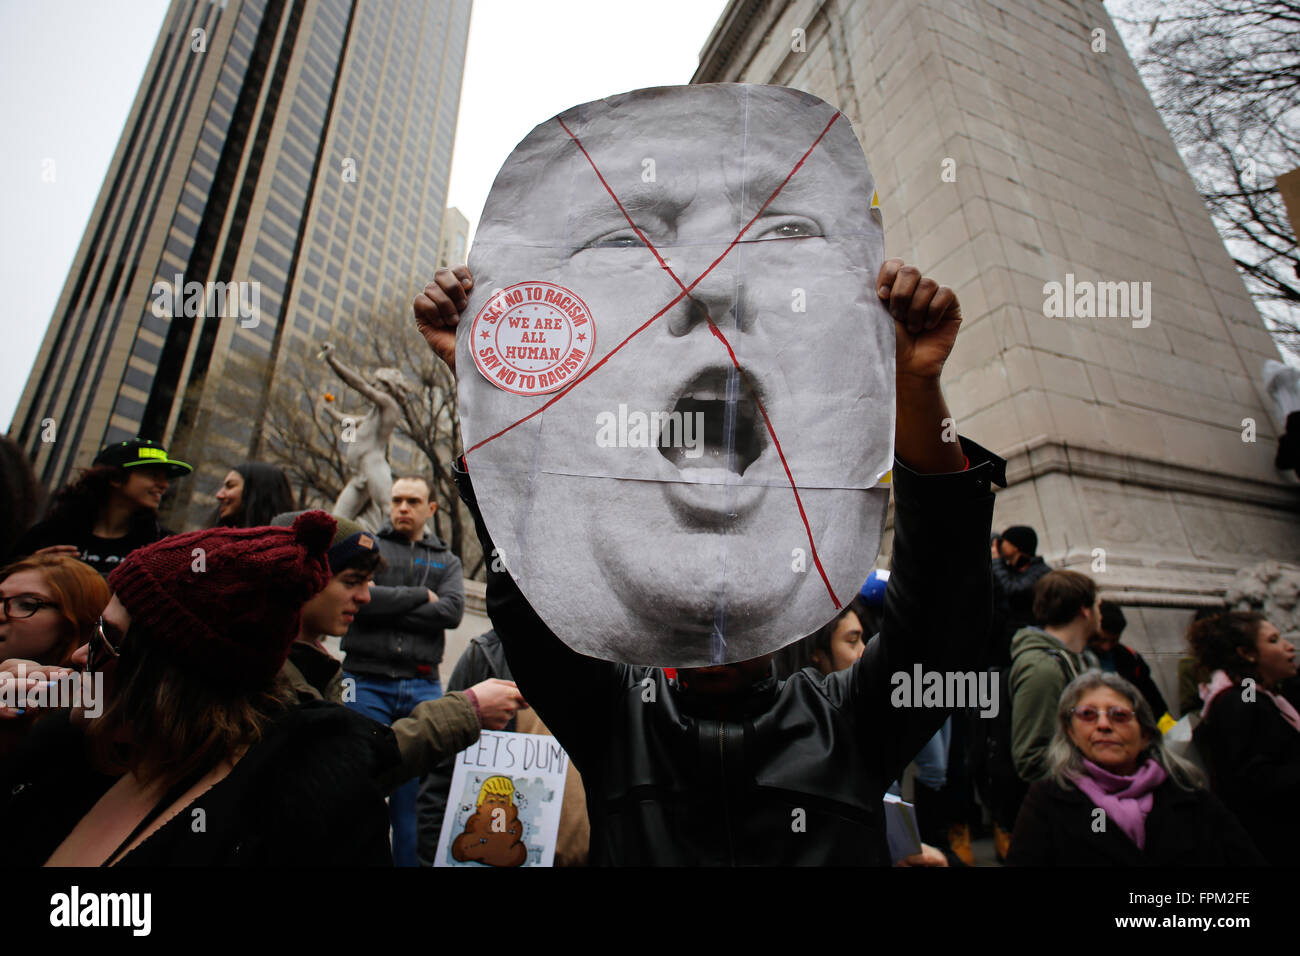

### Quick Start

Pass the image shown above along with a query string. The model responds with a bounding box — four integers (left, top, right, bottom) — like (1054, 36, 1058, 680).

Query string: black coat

(15, 512, 170, 578)
(990, 554, 1050, 666)
(1107, 643, 1170, 719)
(0, 702, 399, 866)
(1194, 682, 1300, 866)
(455, 437, 1004, 866)
(1007, 776, 1264, 866)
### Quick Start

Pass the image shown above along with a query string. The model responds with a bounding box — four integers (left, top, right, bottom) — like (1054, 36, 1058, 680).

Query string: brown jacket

(280, 642, 480, 792)
(514, 707, 590, 867)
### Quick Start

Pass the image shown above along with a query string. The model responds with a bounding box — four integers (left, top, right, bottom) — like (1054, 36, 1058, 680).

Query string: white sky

(0, 0, 731, 431)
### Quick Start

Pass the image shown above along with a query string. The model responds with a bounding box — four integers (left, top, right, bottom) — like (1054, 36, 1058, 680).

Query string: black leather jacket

(455, 436, 1004, 865)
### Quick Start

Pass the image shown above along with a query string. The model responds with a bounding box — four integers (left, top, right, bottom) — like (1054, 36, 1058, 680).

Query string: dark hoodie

(990, 554, 1050, 664)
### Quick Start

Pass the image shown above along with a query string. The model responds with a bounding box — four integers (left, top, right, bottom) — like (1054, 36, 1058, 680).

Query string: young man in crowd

(273, 512, 524, 801)
(1009, 569, 1100, 786)
(336, 477, 465, 865)
(414, 253, 1006, 864)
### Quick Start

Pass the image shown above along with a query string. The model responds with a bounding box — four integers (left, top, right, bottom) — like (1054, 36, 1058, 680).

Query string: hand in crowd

(878, 259, 965, 473)
(468, 677, 527, 730)
(0, 658, 74, 718)
(414, 266, 474, 375)
(31, 545, 79, 558)
(426, 589, 438, 603)
(877, 258, 962, 384)
(895, 843, 950, 867)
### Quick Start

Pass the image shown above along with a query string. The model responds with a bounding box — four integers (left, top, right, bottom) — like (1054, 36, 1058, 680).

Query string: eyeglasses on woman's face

(0, 593, 57, 620)
(1071, 705, 1136, 725)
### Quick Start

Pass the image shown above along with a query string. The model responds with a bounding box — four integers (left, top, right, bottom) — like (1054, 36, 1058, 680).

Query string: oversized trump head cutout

(458, 84, 893, 667)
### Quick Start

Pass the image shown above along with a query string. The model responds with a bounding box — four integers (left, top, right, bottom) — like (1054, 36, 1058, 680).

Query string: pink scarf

(1200, 669, 1300, 732)
(1073, 758, 1167, 850)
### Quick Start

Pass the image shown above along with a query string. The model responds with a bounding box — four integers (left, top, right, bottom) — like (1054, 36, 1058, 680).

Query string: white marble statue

(319, 343, 408, 530)
(1263, 359, 1300, 430)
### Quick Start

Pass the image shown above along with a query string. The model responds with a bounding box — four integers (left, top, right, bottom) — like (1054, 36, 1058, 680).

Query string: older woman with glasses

(1007, 671, 1262, 865)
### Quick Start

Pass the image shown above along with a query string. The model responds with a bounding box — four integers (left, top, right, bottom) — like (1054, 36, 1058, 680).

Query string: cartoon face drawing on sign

(459, 84, 894, 667)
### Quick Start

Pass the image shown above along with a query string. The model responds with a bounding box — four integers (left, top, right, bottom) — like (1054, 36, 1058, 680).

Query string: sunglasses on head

(1071, 705, 1136, 725)
(87, 616, 125, 672)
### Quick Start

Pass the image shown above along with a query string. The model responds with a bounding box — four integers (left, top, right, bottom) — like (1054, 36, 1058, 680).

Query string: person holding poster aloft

(419, 250, 1001, 864)
(414, 84, 1006, 864)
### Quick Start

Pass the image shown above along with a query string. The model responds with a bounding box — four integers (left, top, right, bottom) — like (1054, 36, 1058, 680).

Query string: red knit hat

(106, 511, 337, 690)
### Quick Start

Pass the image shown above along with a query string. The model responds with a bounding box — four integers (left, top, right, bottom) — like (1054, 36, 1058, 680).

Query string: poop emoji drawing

(451, 775, 528, 867)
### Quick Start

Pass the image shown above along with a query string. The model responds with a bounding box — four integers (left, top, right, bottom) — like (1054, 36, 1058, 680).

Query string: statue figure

(319, 343, 408, 530)
(1263, 359, 1300, 430)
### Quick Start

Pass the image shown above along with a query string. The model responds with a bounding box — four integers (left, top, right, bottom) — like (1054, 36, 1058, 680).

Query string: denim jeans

(344, 672, 443, 867)
(912, 716, 953, 790)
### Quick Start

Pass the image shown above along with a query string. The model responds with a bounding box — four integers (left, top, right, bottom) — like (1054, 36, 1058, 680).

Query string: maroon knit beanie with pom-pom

(107, 510, 337, 690)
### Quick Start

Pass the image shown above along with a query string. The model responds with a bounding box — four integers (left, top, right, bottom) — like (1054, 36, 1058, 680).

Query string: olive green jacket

(1008, 627, 1091, 783)
(280, 643, 480, 793)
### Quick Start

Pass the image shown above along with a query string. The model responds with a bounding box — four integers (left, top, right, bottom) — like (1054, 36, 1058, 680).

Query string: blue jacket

(341, 523, 465, 681)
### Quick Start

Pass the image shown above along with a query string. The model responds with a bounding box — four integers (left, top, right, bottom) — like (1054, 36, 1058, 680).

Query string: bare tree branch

(1111, 0, 1300, 351)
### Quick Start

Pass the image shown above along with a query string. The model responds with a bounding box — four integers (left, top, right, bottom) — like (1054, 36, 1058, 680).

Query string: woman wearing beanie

(1007, 672, 1262, 865)
(0, 511, 396, 866)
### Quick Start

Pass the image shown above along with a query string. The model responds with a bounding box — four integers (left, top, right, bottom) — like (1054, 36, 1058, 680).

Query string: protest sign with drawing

(434, 730, 569, 867)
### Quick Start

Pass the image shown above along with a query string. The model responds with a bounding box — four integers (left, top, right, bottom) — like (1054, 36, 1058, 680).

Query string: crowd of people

(0, 258, 1295, 867)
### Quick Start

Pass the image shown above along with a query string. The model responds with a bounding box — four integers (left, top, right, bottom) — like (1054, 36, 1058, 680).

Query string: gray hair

(1046, 671, 1203, 791)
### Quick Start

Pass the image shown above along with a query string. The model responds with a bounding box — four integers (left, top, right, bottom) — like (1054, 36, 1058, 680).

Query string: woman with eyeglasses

(0, 555, 110, 758)
(1007, 671, 1262, 865)
(1189, 611, 1299, 866)
(0, 512, 397, 866)
(0, 554, 109, 667)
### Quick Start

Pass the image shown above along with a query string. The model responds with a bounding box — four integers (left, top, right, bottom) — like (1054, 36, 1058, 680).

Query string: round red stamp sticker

(469, 282, 596, 396)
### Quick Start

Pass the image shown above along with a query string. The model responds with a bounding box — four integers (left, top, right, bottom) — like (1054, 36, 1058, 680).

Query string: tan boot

(994, 823, 1013, 863)
(948, 824, 975, 866)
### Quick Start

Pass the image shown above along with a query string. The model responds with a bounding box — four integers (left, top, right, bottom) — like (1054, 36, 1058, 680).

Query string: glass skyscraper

(12, 0, 471, 527)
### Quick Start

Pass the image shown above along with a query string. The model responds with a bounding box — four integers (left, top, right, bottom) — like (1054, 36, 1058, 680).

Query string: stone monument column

(693, 0, 1300, 706)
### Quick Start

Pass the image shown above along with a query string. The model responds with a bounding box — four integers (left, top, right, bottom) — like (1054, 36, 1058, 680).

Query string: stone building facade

(693, 0, 1300, 708)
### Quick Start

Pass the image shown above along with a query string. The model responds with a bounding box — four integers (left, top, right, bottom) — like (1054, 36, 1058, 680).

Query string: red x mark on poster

(466, 110, 846, 607)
